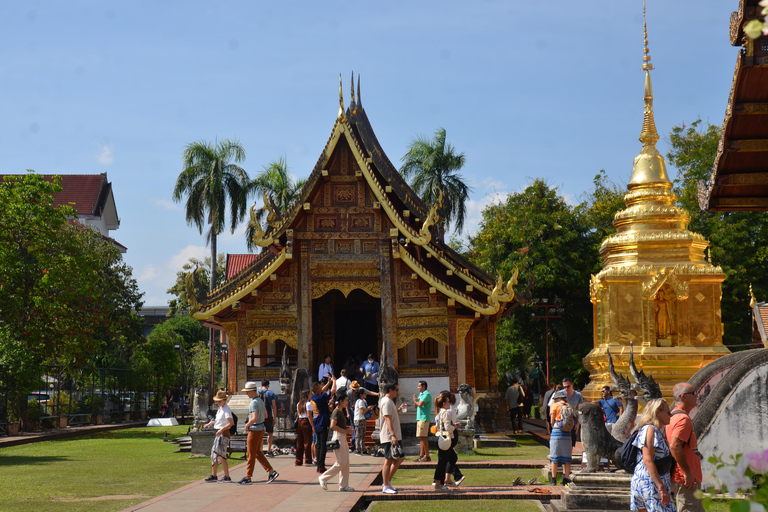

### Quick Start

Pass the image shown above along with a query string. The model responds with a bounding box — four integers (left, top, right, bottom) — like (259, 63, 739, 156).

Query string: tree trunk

(210, 231, 217, 291)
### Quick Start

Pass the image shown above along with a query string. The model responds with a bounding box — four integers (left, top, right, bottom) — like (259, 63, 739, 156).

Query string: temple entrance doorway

(312, 289, 381, 381)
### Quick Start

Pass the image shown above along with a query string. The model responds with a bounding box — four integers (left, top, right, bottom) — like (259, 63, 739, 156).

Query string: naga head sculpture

(607, 348, 634, 399)
(628, 342, 662, 399)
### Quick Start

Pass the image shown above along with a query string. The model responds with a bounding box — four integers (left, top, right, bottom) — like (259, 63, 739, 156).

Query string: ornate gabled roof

(699, 0, 768, 211)
(193, 74, 522, 320)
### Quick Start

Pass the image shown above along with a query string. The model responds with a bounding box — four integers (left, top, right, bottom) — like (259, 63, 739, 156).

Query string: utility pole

(531, 298, 565, 384)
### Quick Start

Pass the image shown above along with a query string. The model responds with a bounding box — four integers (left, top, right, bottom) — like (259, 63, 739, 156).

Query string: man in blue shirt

(598, 385, 623, 433)
(311, 375, 336, 473)
(359, 354, 379, 406)
(259, 380, 277, 456)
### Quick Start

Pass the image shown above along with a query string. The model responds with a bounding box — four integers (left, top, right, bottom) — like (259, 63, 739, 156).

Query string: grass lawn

(0, 425, 212, 512)
(417, 438, 550, 462)
(368, 499, 543, 512)
(392, 468, 547, 486)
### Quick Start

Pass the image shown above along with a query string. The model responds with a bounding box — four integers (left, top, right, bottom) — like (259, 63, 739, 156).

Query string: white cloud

(138, 263, 159, 282)
(153, 198, 181, 211)
(97, 141, 114, 165)
(169, 245, 209, 271)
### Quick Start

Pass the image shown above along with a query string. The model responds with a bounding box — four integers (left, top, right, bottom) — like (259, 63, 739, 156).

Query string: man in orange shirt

(668, 382, 704, 512)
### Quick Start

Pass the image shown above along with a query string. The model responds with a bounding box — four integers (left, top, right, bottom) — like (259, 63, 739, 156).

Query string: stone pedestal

(455, 429, 474, 454)
(190, 430, 215, 456)
(556, 472, 631, 511)
(225, 394, 252, 433)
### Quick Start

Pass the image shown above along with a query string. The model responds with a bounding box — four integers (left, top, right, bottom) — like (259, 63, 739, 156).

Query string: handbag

(436, 412, 452, 451)
(326, 439, 340, 450)
(391, 443, 404, 459)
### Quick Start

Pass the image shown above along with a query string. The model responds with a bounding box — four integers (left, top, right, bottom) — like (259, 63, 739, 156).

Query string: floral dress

(630, 424, 676, 512)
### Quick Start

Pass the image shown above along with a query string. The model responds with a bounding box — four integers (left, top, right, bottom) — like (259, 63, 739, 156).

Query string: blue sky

(0, 1, 737, 306)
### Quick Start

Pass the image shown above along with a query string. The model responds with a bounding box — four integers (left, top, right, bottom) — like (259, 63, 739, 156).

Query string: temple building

(191, 75, 526, 399)
(582, 23, 731, 402)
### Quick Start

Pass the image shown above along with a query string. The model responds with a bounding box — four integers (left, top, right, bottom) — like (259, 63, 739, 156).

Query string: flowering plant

(704, 450, 768, 512)
(744, 0, 768, 39)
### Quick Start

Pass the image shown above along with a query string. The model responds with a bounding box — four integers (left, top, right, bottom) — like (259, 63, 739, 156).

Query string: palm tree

(246, 156, 306, 251)
(172, 139, 249, 290)
(399, 128, 472, 239)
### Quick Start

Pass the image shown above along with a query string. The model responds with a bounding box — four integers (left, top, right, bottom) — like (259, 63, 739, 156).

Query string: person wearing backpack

(549, 390, 574, 486)
(203, 390, 234, 483)
(629, 398, 675, 512)
(668, 383, 704, 512)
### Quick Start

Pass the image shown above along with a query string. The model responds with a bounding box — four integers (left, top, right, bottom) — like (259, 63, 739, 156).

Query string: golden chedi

(581, 21, 730, 402)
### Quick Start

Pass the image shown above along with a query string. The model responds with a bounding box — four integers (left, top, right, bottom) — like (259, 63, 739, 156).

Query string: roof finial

(350, 71, 356, 106)
(642, 0, 654, 72)
(357, 74, 362, 107)
(750, 283, 758, 308)
(639, 0, 659, 148)
(338, 74, 345, 119)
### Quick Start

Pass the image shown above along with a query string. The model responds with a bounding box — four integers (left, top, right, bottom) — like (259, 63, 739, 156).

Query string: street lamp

(220, 343, 228, 393)
(174, 343, 186, 425)
(531, 298, 565, 385)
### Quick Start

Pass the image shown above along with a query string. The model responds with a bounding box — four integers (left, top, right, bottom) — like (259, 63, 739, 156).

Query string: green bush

(27, 398, 42, 422)
(532, 405, 541, 419)
(51, 391, 73, 416)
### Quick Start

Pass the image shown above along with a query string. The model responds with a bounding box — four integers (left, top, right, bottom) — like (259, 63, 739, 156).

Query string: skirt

(550, 427, 572, 464)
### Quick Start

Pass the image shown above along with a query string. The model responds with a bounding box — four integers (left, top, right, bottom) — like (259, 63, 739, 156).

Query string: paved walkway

(121, 451, 383, 512)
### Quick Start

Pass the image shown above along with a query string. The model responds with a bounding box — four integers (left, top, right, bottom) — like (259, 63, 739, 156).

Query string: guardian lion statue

(455, 384, 475, 430)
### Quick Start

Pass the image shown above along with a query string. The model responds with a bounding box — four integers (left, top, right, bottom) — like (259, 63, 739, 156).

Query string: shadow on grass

(0, 455, 72, 466)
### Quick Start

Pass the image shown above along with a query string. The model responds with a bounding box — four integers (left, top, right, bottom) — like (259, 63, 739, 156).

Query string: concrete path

(121, 451, 383, 512)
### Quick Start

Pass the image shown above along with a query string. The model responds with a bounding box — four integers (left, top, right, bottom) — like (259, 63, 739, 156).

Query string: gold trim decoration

(396, 327, 448, 348)
(456, 319, 475, 348)
(192, 249, 289, 320)
(311, 280, 381, 300)
(247, 329, 298, 349)
(222, 321, 238, 351)
(642, 267, 689, 301)
(394, 242, 504, 315)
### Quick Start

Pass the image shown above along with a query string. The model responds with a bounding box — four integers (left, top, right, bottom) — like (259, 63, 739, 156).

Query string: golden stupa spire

(628, 0, 669, 187)
(338, 74, 345, 119)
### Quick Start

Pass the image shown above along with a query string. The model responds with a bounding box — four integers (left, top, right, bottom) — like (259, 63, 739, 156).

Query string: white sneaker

(319, 478, 328, 491)
(340, 486, 355, 492)
(382, 485, 397, 494)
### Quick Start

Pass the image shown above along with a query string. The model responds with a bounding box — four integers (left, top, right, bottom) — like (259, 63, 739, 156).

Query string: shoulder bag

(436, 412, 452, 451)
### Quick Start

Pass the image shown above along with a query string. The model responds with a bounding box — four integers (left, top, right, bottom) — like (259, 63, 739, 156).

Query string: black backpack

(621, 426, 676, 475)
(230, 412, 238, 435)
(620, 429, 641, 473)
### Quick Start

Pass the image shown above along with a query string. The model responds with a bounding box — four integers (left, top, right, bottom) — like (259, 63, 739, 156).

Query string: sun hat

(552, 390, 568, 400)
(350, 381, 360, 390)
(241, 381, 259, 392)
(212, 390, 229, 402)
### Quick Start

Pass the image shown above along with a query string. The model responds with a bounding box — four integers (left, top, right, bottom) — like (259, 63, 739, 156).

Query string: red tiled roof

(1, 173, 110, 216)
(226, 254, 260, 280)
(52, 174, 108, 216)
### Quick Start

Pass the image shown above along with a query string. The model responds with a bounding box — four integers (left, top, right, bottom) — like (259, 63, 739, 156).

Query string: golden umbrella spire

(628, 0, 669, 187)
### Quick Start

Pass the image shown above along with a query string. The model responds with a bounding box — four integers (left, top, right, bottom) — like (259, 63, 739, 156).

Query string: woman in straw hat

(203, 390, 234, 483)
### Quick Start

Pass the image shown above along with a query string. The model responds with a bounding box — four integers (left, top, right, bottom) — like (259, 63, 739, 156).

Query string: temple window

(416, 337, 438, 362)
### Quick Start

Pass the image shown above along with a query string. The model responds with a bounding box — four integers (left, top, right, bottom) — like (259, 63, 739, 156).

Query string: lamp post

(174, 343, 186, 425)
(531, 298, 565, 385)
(220, 343, 228, 393)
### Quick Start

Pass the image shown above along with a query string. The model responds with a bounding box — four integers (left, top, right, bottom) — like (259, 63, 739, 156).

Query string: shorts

(416, 420, 430, 437)
(381, 442, 403, 460)
(312, 432, 318, 444)
(264, 417, 274, 433)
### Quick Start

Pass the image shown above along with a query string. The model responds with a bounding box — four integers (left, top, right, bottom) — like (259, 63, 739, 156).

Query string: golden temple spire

(750, 284, 758, 308)
(338, 74, 345, 119)
(350, 72, 356, 105)
(628, 0, 669, 187)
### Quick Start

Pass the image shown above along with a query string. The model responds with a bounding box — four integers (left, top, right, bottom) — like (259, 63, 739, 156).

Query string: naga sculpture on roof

(249, 191, 280, 247)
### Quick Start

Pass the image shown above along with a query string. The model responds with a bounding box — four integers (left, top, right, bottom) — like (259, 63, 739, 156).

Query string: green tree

(0, 172, 144, 429)
(246, 156, 307, 251)
(166, 255, 226, 316)
(172, 139, 250, 290)
(468, 179, 596, 385)
(574, 169, 626, 272)
(399, 128, 472, 238)
(667, 120, 768, 348)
